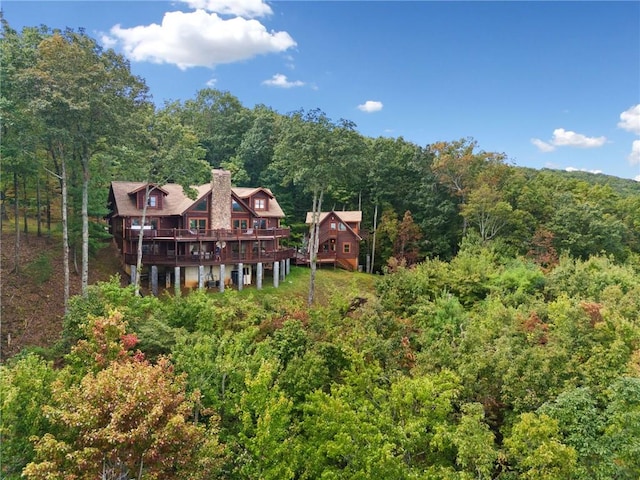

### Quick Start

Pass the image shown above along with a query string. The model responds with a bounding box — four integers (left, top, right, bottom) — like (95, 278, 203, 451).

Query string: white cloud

(180, 0, 272, 18)
(565, 167, 603, 174)
(206, 77, 218, 87)
(551, 128, 606, 148)
(618, 104, 640, 135)
(629, 139, 640, 165)
(357, 100, 383, 113)
(635, 175, 640, 182)
(262, 73, 304, 88)
(106, 9, 296, 70)
(531, 138, 556, 152)
(532, 128, 606, 152)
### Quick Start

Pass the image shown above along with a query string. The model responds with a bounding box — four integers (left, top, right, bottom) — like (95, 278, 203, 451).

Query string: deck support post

(174, 266, 181, 296)
(286, 258, 290, 275)
(219, 264, 225, 292)
(198, 265, 204, 290)
(273, 261, 280, 288)
(130, 265, 137, 286)
(237, 263, 244, 291)
(256, 262, 263, 290)
(280, 260, 286, 282)
(151, 265, 158, 296)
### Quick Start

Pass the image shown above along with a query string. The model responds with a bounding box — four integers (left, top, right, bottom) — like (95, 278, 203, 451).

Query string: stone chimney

(210, 169, 231, 229)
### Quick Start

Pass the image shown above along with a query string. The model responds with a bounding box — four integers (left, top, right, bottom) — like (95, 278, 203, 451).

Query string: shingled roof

(109, 181, 285, 218)
(305, 210, 362, 224)
(233, 187, 284, 218)
(305, 210, 363, 240)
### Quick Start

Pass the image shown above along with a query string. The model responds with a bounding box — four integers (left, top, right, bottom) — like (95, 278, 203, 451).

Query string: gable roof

(305, 210, 363, 240)
(109, 181, 285, 218)
(127, 183, 170, 196)
(232, 187, 284, 218)
(305, 210, 362, 224)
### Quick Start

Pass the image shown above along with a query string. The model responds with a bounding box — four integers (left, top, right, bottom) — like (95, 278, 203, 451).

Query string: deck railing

(124, 247, 296, 267)
(124, 227, 290, 241)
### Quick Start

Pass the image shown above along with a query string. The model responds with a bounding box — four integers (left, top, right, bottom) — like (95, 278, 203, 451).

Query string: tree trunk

(134, 184, 152, 296)
(81, 155, 90, 296)
(36, 173, 42, 237)
(22, 176, 28, 236)
(46, 179, 51, 236)
(307, 188, 323, 306)
(370, 202, 378, 274)
(61, 155, 70, 313)
(13, 171, 20, 274)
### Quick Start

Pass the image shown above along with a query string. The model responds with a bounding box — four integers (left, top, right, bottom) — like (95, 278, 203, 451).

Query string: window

(193, 198, 207, 211)
(131, 218, 152, 230)
(254, 198, 266, 210)
(338, 222, 347, 231)
(233, 219, 248, 230)
(232, 200, 243, 212)
(253, 219, 267, 229)
(330, 222, 337, 230)
(147, 195, 158, 208)
(343, 243, 351, 254)
(189, 218, 207, 231)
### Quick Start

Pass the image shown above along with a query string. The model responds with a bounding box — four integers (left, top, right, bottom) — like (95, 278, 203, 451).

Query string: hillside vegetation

(3, 240, 640, 479)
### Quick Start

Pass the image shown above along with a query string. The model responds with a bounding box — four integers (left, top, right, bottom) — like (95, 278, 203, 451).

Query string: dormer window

(254, 198, 266, 210)
(147, 195, 158, 208)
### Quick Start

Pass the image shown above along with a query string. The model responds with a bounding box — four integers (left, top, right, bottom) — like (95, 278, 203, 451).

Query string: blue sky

(4, 0, 640, 180)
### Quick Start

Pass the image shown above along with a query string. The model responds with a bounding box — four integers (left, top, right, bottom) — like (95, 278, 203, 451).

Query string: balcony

(124, 247, 296, 267)
(124, 227, 291, 242)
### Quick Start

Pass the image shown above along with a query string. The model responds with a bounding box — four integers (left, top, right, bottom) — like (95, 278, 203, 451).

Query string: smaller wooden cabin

(303, 210, 362, 271)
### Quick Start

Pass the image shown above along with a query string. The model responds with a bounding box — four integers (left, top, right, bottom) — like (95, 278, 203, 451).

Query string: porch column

(273, 261, 280, 288)
(174, 267, 181, 296)
(237, 263, 243, 291)
(286, 258, 291, 275)
(129, 265, 137, 286)
(198, 265, 205, 290)
(151, 265, 158, 297)
(280, 260, 286, 281)
(219, 264, 225, 292)
(256, 262, 263, 290)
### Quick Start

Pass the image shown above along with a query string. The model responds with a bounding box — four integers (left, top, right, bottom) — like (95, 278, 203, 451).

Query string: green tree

(178, 88, 251, 167)
(504, 413, 578, 480)
(24, 357, 223, 480)
(228, 104, 280, 186)
(603, 377, 640, 478)
(0, 354, 58, 479)
(0, 19, 48, 272)
(26, 29, 150, 301)
(272, 109, 364, 304)
(24, 312, 224, 479)
(118, 106, 209, 294)
(461, 184, 513, 242)
(430, 138, 507, 235)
